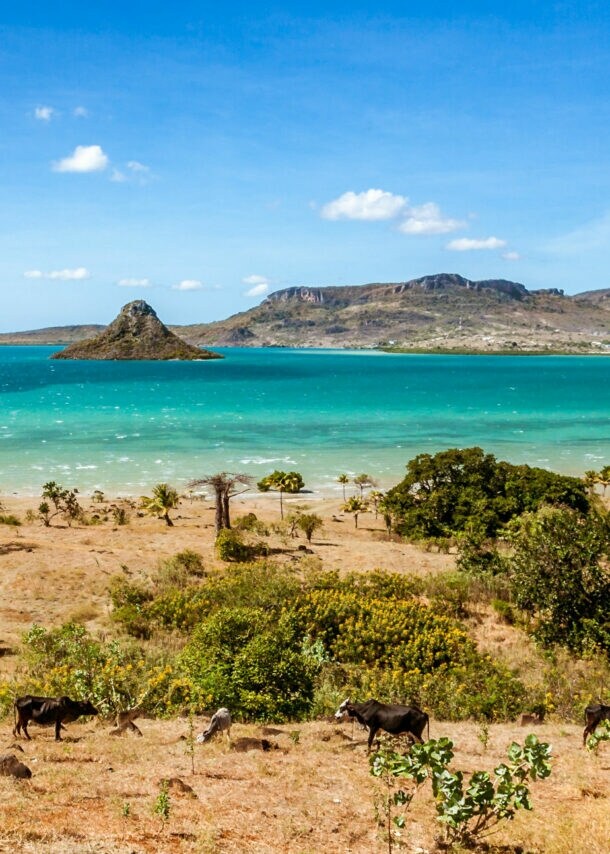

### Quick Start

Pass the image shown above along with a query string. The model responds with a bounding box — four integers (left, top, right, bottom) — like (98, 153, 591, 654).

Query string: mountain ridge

(2, 274, 610, 352)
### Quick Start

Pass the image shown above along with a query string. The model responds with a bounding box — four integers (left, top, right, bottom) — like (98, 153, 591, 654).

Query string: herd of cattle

(7, 694, 610, 749)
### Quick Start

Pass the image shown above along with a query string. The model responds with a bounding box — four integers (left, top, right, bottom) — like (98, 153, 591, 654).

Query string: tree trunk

(214, 486, 224, 534)
(354, 513, 359, 529)
(279, 489, 284, 520)
(164, 512, 173, 527)
(222, 490, 231, 529)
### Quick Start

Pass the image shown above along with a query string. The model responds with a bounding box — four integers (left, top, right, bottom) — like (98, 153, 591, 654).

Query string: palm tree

(583, 470, 599, 495)
(140, 483, 179, 526)
(599, 465, 610, 496)
(187, 472, 252, 533)
(353, 473, 376, 498)
(337, 474, 350, 502)
(342, 496, 368, 529)
(369, 490, 384, 518)
(257, 470, 304, 519)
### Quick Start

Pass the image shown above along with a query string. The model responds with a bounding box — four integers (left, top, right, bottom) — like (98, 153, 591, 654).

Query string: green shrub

(0, 513, 21, 526)
(215, 528, 266, 562)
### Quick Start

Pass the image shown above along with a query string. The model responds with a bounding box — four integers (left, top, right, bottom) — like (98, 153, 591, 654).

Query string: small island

(51, 300, 223, 361)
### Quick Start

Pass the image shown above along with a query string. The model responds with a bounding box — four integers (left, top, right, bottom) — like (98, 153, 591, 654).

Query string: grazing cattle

(583, 702, 610, 745)
(13, 695, 98, 741)
(196, 707, 231, 744)
(335, 698, 429, 752)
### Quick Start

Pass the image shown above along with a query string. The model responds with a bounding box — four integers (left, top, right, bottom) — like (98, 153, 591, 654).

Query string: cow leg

(21, 718, 31, 740)
(410, 730, 424, 744)
(55, 718, 63, 741)
(367, 726, 379, 753)
(583, 723, 596, 746)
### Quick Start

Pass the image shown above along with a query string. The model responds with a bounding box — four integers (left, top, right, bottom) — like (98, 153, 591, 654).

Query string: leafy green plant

(370, 735, 552, 848)
(586, 718, 610, 752)
(0, 513, 21, 526)
(153, 779, 171, 825)
(39, 481, 83, 526)
(140, 483, 179, 527)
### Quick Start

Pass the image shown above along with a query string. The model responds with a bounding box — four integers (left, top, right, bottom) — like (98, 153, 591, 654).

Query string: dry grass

(0, 717, 608, 853)
(1, 493, 609, 852)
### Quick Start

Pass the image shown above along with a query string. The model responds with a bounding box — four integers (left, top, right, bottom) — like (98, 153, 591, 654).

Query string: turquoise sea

(0, 346, 609, 496)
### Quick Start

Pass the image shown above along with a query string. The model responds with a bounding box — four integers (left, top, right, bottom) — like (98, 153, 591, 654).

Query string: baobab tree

(188, 472, 252, 533)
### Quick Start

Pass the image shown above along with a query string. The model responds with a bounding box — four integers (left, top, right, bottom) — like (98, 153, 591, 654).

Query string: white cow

(196, 708, 232, 743)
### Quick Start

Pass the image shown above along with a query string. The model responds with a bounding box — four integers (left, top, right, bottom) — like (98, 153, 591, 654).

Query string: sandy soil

(0, 493, 453, 653)
(1, 716, 608, 854)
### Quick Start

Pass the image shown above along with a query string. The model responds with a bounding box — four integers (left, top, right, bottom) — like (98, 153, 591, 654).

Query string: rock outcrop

(51, 301, 222, 361)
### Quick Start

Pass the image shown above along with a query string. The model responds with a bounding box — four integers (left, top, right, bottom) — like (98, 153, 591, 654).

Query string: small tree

(337, 474, 350, 501)
(370, 735, 552, 850)
(140, 483, 179, 527)
(342, 496, 368, 529)
(354, 473, 376, 498)
(257, 470, 304, 519)
(39, 481, 83, 527)
(296, 513, 323, 543)
(369, 490, 384, 518)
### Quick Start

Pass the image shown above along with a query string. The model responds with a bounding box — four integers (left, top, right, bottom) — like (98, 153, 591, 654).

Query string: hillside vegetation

(3, 273, 610, 352)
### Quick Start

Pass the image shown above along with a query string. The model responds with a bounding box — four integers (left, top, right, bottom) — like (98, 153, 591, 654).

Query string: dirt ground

(0, 493, 453, 651)
(1, 494, 609, 853)
(0, 715, 608, 854)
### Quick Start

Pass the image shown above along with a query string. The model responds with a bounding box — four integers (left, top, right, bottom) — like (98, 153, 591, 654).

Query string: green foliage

(234, 512, 269, 535)
(40, 481, 83, 526)
(257, 470, 304, 494)
(215, 528, 266, 562)
(20, 622, 148, 715)
(342, 496, 368, 528)
(506, 506, 610, 654)
(586, 718, 610, 752)
(179, 607, 317, 720)
(140, 483, 179, 526)
(112, 506, 130, 525)
(384, 447, 589, 540)
(0, 513, 21, 526)
(370, 735, 552, 848)
(153, 779, 171, 824)
(295, 512, 323, 542)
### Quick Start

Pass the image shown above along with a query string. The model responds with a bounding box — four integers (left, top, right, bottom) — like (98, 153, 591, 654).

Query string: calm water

(0, 346, 609, 496)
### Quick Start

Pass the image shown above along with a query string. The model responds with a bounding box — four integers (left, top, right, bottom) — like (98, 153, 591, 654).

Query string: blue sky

(1, 1, 610, 330)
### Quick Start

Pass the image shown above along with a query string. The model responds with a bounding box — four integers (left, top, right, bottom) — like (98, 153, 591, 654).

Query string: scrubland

(0, 492, 608, 853)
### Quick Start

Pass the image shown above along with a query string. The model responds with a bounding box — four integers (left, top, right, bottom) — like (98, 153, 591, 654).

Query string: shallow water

(0, 346, 609, 495)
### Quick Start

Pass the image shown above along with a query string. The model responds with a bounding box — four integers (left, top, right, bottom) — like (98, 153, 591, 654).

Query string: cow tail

(426, 716, 430, 741)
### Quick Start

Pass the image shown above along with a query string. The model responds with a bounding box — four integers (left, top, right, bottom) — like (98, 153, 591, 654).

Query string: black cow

(583, 702, 610, 745)
(13, 695, 99, 741)
(335, 698, 429, 752)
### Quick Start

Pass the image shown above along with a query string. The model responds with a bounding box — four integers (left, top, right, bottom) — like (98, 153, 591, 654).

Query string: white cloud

(127, 160, 149, 173)
(53, 144, 109, 173)
(35, 105, 55, 121)
(73, 106, 89, 117)
(242, 274, 270, 297)
(24, 267, 91, 280)
(446, 236, 507, 251)
(321, 188, 407, 221)
(502, 251, 520, 261)
(172, 279, 203, 291)
(398, 202, 464, 235)
(245, 283, 269, 297)
(117, 278, 151, 287)
(110, 169, 127, 182)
